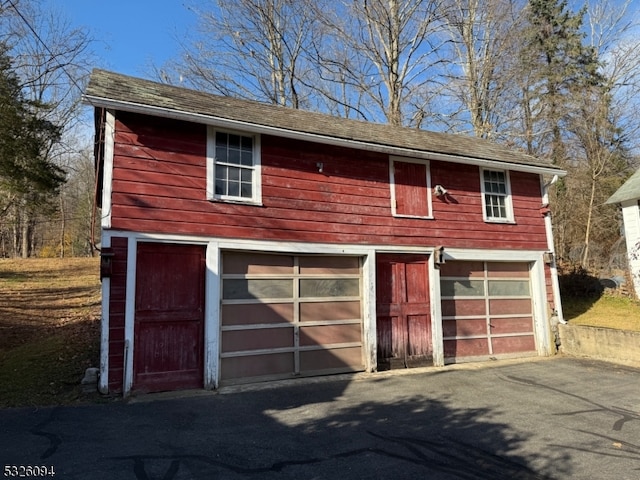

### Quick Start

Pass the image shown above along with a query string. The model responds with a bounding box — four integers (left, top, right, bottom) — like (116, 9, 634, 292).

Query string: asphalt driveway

(1, 356, 639, 479)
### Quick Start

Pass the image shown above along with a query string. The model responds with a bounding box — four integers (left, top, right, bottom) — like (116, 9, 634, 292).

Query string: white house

(606, 169, 640, 297)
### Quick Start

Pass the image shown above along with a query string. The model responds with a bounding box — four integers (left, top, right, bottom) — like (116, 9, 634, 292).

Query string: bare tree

(567, 0, 640, 268)
(318, 0, 445, 126)
(439, 0, 527, 137)
(584, 0, 640, 154)
(171, 0, 325, 109)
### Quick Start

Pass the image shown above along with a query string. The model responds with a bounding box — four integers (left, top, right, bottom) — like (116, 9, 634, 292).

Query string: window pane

(216, 145, 227, 161)
(215, 178, 226, 196)
(441, 280, 485, 297)
(229, 134, 240, 149)
(241, 136, 253, 151)
(228, 148, 240, 165)
(228, 167, 240, 181)
(300, 278, 360, 297)
(228, 181, 240, 197)
(240, 150, 253, 166)
(241, 169, 252, 182)
(488, 280, 530, 296)
(240, 182, 252, 198)
(215, 165, 228, 180)
(216, 132, 228, 145)
(223, 279, 293, 299)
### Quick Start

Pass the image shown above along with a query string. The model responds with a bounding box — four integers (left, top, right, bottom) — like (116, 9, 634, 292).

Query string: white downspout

(542, 175, 565, 325)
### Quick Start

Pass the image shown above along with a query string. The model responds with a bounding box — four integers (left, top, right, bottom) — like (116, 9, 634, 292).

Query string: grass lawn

(562, 295, 640, 331)
(0, 257, 101, 408)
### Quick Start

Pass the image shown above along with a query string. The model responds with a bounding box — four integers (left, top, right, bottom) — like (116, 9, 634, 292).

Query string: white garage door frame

(206, 240, 378, 389)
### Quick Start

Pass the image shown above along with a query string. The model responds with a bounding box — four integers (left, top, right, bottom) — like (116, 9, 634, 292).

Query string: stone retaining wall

(558, 323, 640, 367)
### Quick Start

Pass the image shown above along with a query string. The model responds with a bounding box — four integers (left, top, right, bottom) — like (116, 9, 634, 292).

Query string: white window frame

(206, 126, 262, 204)
(481, 168, 514, 223)
(389, 156, 433, 219)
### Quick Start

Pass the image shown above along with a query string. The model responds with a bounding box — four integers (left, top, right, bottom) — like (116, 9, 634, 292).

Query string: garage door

(440, 261, 536, 362)
(220, 252, 364, 385)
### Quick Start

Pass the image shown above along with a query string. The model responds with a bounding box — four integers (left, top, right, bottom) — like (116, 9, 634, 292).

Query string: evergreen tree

(520, 0, 602, 162)
(0, 43, 64, 201)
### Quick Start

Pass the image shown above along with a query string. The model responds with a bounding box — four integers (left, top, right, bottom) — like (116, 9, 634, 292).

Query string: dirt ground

(0, 257, 101, 349)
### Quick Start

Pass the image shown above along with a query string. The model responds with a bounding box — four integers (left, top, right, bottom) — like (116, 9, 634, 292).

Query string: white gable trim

(101, 110, 116, 229)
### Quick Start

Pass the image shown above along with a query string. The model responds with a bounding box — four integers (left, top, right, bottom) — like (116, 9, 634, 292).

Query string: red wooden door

(393, 160, 430, 217)
(134, 243, 205, 393)
(376, 254, 432, 369)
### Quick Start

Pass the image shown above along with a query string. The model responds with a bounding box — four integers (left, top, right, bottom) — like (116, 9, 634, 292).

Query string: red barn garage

(85, 70, 566, 396)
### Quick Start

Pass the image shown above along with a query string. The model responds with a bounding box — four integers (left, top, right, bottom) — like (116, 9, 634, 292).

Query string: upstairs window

(481, 168, 513, 222)
(207, 127, 261, 203)
(390, 157, 432, 219)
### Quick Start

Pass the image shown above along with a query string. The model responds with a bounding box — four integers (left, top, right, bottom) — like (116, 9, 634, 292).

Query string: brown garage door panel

(223, 252, 294, 274)
(489, 299, 532, 315)
(439, 261, 484, 277)
(299, 256, 360, 274)
(222, 303, 294, 326)
(299, 324, 362, 346)
(443, 318, 486, 337)
(490, 317, 534, 334)
(486, 262, 530, 277)
(222, 353, 294, 380)
(222, 328, 294, 353)
(300, 347, 363, 372)
(444, 338, 489, 357)
(442, 299, 486, 317)
(491, 335, 536, 354)
(300, 301, 361, 322)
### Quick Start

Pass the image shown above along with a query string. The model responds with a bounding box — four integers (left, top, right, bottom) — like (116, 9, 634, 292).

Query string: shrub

(558, 265, 604, 298)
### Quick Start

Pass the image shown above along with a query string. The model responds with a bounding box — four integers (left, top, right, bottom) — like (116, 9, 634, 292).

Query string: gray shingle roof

(606, 168, 640, 204)
(84, 69, 565, 174)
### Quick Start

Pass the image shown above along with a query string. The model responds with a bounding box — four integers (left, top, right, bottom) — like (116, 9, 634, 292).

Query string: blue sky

(47, 0, 197, 77)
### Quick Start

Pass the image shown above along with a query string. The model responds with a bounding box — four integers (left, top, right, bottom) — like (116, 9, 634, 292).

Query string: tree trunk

(21, 210, 29, 259)
(59, 190, 65, 258)
(581, 175, 597, 267)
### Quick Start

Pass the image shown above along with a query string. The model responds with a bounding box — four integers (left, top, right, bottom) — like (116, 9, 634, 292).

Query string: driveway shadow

(99, 377, 570, 479)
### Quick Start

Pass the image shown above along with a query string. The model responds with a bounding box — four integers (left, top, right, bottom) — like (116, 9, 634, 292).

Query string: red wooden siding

(109, 111, 548, 250)
(107, 237, 128, 393)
